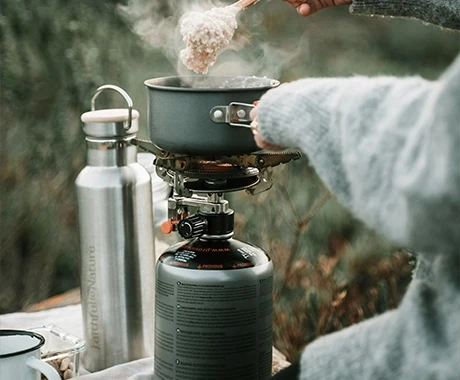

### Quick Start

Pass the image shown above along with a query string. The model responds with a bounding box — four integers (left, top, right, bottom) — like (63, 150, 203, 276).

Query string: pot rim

(144, 76, 280, 93)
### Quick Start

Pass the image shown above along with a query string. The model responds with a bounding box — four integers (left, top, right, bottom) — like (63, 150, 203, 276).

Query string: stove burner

(132, 138, 301, 194)
(170, 160, 261, 192)
(184, 175, 260, 193)
(183, 162, 259, 179)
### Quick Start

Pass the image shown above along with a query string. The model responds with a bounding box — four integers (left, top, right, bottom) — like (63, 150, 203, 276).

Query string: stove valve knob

(178, 215, 208, 239)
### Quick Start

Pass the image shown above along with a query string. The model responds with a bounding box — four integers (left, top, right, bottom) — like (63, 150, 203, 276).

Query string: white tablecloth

(1, 304, 290, 378)
(0, 304, 154, 379)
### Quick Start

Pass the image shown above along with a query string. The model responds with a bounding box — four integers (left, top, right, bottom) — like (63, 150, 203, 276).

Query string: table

(0, 304, 290, 379)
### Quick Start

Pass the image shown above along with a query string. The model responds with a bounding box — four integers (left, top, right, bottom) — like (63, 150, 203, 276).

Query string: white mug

(0, 330, 60, 380)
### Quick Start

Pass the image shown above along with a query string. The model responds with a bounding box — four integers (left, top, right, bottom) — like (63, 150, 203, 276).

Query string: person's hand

(283, 0, 352, 17)
(250, 104, 285, 151)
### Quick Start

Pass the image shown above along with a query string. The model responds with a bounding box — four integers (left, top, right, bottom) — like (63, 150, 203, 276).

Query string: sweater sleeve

(349, 0, 460, 30)
(272, 253, 460, 380)
(257, 54, 460, 256)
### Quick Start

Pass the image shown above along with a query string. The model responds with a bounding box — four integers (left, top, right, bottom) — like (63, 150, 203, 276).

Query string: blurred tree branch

(275, 187, 332, 302)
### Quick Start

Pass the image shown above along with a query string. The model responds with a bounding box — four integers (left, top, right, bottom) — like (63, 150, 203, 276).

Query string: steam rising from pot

(119, 0, 307, 79)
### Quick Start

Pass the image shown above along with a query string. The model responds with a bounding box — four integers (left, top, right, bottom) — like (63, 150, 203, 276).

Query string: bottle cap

(81, 108, 140, 138)
(81, 85, 139, 138)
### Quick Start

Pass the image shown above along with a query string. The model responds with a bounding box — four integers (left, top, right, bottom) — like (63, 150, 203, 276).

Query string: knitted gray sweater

(263, 1, 460, 379)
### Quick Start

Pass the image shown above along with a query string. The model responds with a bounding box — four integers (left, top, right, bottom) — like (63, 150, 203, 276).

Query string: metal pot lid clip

(210, 102, 255, 128)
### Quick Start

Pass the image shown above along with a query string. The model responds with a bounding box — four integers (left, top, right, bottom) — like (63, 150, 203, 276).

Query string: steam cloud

(119, 0, 307, 80)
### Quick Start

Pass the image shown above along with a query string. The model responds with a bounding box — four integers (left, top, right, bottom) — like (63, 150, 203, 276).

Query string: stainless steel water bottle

(76, 85, 155, 372)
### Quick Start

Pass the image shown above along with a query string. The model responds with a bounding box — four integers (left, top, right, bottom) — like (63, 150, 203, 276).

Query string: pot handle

(210, 102, 255, 129)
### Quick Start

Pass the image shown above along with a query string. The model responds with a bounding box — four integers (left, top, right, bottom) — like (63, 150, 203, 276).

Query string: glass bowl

(30, 325, 85, 379)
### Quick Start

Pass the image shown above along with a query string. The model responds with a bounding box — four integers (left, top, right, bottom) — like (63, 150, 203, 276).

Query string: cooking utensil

(145, 76, 279, 155)
(234, 0, 261, 10)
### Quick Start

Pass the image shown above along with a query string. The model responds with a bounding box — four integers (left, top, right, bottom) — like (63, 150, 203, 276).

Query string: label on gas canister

(154, 240, 273, 380)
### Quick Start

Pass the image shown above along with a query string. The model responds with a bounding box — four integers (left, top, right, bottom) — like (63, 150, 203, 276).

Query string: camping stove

(134, 138, 300, 235)
(133, 138, 300, 380)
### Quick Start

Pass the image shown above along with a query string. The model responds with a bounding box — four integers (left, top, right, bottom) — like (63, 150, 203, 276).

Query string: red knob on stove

(161, 220, 175, 234)
(177, 215, 208, 239)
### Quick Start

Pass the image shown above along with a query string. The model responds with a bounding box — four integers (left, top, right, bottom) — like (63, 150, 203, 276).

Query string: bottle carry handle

(91, 85, 133, 131)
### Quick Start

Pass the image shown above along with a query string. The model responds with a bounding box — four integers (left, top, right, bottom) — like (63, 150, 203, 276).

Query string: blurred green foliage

(1, 0, 458, 360)
(0, 0, 165, 312)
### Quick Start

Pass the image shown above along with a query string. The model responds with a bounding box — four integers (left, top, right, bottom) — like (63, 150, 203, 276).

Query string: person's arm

(257, 55, 460, 256)
(283, 0, 460, 29)
(273, 310, 401, 380)
(350, 0, 460, 30)
(273, 250, 460, 379)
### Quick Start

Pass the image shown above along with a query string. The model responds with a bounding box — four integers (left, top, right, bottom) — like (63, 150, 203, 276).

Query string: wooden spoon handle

(233, 0, 260, 10)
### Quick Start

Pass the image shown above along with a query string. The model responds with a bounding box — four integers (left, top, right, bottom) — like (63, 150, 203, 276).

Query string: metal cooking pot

(144, 76, 280, 156)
